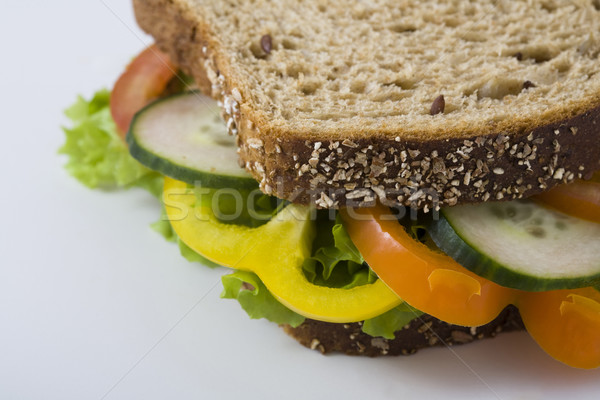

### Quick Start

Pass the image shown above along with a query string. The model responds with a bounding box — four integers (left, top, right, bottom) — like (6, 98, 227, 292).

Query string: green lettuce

(61, 89, 215, 267)
(221, 270, 305, 327)
(302, 211, 378, 289)
(362, 303, 424, 339)
(59, 89, 162, 197)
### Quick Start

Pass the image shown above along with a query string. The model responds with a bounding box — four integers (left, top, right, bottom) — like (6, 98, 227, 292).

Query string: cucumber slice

(428, 200, 600, 291)
(127, 91, 257, 189)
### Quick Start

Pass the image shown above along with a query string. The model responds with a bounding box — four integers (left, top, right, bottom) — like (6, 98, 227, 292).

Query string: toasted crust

(134, 0, 600, 209)
(283, 306, 524, 356)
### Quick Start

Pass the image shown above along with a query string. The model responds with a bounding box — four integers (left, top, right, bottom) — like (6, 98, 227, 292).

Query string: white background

(1, 1, 600, 399)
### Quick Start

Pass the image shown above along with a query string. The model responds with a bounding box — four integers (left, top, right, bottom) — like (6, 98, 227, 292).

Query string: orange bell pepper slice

(518, 288, 600, 369)
(533, 179, 600, 224)
(342, 204, 600, 369)
(341, 205, 518, 326)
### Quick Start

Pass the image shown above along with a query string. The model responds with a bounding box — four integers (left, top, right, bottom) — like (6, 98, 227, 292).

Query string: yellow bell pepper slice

(163, 177, 401, 323)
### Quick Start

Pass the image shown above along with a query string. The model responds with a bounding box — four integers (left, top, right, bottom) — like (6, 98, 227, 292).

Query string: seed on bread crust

(283, 306, 523, 357)
(134, 0, 600, 210)
(523, 80, 536, 90)
(430, 95, 445, 116)
(260, 34, 272, 54)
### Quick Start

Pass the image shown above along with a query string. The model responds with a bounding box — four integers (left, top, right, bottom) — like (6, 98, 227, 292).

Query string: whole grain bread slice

(283, 306, 524, 356)
(134, 0, 600, 209)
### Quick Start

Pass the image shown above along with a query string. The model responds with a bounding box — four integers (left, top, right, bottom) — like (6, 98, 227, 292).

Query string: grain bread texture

(283, 306, 524, 356)
(134, 0, 600, 209)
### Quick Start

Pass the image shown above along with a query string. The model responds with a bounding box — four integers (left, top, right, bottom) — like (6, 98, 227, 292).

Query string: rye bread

(283, 306, 524, 356)
(133, 0, 600, 209)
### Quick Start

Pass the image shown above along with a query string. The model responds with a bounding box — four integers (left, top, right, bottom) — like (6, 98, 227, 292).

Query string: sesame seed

(451, 331, 474, 344)
(318, 192, 334, 208)
(418, 322, 433, 333)
(231, 87, 242, 102)
(246, 138, 264, 150)
(309, 339, 320, 350)
(408, 149, 421, 158)
(356, 342, 366, 352)
(342, 139, 358, 148)
(400, 151, 408, 162)
(346, 188, 373, 199)
(463, 171, 472, 186)
(553, 168, 565, 180)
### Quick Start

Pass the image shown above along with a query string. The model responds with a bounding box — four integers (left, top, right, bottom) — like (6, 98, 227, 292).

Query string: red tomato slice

(533, 179, 600, 224)
(341, 205, 518, 326)
(110, 45, 176, 139)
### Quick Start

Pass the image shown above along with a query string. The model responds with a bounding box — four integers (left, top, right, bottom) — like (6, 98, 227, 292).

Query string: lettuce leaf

(221, 270, 305, 327)
(362, 303, 424, 339)
(302, 211, 378, 289)
(59, 89, 162, 196)
(61, 89, 217, 266)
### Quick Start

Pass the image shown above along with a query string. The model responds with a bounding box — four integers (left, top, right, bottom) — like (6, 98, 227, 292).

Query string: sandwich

(61, 0, 600, 368)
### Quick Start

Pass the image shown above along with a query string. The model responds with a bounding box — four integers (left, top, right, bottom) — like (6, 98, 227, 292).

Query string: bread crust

(134, 0, 600, 209)
(283, 306, 524, 356)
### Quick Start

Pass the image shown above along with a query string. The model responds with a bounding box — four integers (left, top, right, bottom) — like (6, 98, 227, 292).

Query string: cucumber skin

(126, 92, 258, 190)
(427, 211, 600, 292)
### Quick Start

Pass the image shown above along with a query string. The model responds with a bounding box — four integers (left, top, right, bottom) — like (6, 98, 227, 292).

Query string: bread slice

(284, 306, 523, 356)
(134, 0, 600, 209)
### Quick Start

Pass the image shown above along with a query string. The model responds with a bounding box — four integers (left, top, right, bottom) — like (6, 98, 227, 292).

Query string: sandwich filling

(61, 46, 600, 369)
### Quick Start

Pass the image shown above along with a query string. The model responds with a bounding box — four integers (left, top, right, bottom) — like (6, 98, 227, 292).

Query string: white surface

(1, 1, 600, 399)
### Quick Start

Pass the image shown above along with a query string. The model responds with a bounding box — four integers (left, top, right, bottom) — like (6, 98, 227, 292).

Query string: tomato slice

(341, 205, 518, 326)
(110, 45, 176, 138)
(533, 178, 600, 224)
